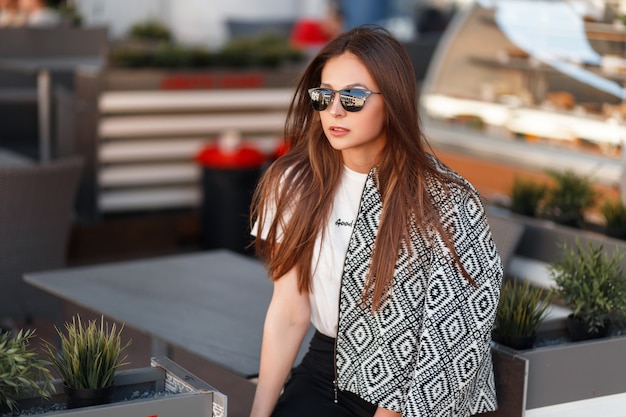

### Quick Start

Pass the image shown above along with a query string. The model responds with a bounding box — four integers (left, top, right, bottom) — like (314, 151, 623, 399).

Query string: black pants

(271, 330, 378, 417)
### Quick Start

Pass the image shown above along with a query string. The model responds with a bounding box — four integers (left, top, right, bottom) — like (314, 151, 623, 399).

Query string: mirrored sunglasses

(307, 87, 382, 112)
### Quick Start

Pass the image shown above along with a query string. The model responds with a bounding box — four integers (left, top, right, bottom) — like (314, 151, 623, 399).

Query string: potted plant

(548, 239, 626, 341)
(509, 176, 548, 218)
(129, 19, 173, 43)
(42, 315, 131, 409)
(541, 169, 597, 227)
(492, 279, 554, 350)
(109, 30, 306, 70)
(601, 197, 626, 239)
(0, 329, 54, 413)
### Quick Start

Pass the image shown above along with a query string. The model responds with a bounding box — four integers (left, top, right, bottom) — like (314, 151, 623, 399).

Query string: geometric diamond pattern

(335, 159, 503, 416)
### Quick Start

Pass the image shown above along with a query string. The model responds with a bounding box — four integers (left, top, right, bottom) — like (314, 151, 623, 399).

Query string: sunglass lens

(340, 90, 368, 112)
(309, 88, 332, 111)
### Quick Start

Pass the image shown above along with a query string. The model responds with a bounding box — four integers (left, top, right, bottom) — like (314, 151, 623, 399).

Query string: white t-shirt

(310, 166, 367, 336)
(253, 165, 368, 337)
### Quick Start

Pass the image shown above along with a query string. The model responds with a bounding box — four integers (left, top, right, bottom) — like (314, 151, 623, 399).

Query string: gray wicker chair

(486, 211, 525, 274)
(0, 156, 83, 325)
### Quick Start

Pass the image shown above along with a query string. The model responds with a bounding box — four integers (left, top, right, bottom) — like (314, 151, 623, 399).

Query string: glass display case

(419, 0, 626, 190)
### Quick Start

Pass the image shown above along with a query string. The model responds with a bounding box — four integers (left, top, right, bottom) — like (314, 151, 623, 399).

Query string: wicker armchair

(0, 156, 83, 325)
(486, 211, 525, 273)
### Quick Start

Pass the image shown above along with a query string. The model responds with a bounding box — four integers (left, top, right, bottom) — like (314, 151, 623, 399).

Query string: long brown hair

(251, 26, 475, 311)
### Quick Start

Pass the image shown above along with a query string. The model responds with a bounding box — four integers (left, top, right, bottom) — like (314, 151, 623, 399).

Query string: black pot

(566, 314, 609, 342)
(492, 331, 536, 351)
(64, 384, 114, 409)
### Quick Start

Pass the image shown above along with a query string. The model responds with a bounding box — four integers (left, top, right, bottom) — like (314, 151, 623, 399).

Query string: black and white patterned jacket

(336, 159, 502, 416)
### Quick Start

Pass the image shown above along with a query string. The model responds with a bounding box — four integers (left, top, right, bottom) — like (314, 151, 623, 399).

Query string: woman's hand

(374, 406, 402, 417)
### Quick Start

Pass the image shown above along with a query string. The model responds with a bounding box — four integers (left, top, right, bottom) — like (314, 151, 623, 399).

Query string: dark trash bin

(196, 138, 267, 255)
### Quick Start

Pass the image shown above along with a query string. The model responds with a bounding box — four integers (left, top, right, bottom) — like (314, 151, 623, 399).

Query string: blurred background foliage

(109, 19, 306, 69)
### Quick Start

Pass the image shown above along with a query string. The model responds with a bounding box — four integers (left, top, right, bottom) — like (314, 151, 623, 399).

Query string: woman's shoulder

(266, 158, 299, 184)
(426, 153, 479, 197)
(261, 159, 307, 201)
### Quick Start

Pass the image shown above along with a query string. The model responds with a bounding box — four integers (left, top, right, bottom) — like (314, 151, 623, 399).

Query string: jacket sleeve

(404, 189, 503, 417)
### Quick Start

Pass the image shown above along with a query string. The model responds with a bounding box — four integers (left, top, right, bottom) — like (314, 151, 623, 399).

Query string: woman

(0, 0, 26, 26)
(250, 26, 502, 417)
(18, 0, 61, 27)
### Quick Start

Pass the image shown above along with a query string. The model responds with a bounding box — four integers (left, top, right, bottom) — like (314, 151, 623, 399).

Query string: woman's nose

(328, 92, 345, 116)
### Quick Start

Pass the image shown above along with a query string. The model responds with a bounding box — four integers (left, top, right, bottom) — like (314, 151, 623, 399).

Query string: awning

(481, 0, 626, 99)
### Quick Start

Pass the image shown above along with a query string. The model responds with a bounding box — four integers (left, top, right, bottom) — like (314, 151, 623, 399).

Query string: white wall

(75, 0, 169, 40)
(75, 0, 326, 48)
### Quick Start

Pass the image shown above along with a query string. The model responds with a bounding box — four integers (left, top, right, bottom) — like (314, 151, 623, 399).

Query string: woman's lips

(329, 125, 350, 136)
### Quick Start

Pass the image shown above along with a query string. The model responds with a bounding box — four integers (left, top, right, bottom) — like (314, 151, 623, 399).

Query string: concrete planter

(4, 357, 226, 417)
(489, 334, 626, 416)
(487, 206, 626, 289)
(485, 207, 626, 413)
(511, 213, 626, 270)
(519, 333, 626, 410)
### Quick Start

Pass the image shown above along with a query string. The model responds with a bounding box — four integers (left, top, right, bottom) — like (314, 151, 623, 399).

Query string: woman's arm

(249, 266, 311, 417)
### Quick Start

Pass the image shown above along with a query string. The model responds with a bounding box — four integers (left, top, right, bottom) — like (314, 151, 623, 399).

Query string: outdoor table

(24, 249, 313, 379)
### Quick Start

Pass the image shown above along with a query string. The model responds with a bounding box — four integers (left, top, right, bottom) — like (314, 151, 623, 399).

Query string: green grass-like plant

(549, 239, 626, 334)
(510, 176, 548, 217)
(601, 198, 626, 239)
(109, 31, 305, 69)
(43, 315, 131, 390)
(542, 169, 597, 227)
(0, 329, 55, 412)
(130, 19, 172, 43)
(494, 279, 553, 339)
(218, 33, 305, 68)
